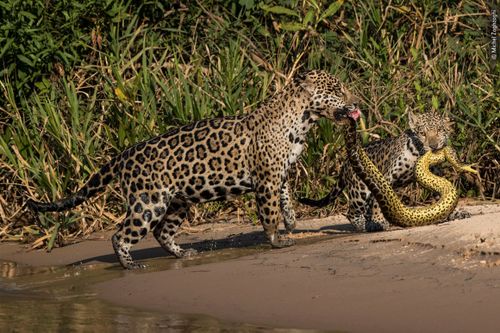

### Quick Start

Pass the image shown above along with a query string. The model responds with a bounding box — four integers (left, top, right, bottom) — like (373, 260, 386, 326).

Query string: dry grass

(0, 1, 498, 249)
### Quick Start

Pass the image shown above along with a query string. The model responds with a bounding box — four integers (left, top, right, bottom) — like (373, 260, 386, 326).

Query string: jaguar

(299, 111, 466, 231)
(339, 112, 477, 228)
(27, 70, 360, 269)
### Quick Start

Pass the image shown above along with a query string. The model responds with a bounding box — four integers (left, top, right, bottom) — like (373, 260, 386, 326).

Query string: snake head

(461, 163, 479, 175)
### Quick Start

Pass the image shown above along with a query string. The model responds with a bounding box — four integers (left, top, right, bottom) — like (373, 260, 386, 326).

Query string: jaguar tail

(298, 178, 346, 208)
(26, 157, 119, 213)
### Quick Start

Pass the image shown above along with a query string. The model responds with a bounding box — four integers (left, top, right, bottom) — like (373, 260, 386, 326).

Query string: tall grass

(0, 0, 498, 248)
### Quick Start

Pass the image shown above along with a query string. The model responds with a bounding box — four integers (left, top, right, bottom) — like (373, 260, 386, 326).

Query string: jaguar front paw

(270, 235, 295, 248)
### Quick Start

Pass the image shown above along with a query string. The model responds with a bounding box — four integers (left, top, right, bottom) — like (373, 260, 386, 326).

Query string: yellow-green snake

(344, 117, 477, 227)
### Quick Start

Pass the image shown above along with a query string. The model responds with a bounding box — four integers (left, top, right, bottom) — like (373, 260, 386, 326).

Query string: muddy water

(0, 246, 324, 332)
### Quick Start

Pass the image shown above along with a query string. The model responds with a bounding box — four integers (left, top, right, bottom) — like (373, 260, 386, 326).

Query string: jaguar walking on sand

(27, 70, 361, 269)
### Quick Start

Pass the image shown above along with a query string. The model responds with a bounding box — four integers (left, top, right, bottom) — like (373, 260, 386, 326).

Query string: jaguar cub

(28, 70, 360, 269)
(299, 111, 460, 232)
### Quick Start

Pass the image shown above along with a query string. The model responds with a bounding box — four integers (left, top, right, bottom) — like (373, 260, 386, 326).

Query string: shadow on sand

(70, 222, 354, 267)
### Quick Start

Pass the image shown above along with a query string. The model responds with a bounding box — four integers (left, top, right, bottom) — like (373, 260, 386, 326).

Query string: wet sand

(2, 202, 500, 332)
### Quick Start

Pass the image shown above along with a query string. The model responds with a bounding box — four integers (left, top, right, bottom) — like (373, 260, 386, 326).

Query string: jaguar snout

(334, 106, 362, 123)
(429, 141, 446, 152)
(429, 144, 439, 152)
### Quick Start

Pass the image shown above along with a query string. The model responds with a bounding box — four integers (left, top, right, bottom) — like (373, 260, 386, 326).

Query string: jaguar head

(297, 70, 361, 122)
(408, 111, 453, 152)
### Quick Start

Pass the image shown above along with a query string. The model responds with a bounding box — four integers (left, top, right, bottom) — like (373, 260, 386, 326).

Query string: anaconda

(343, 116, 477, 227)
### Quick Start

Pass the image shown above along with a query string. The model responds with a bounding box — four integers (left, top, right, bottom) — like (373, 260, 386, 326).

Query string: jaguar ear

(443, 113, 454, 130)
(342, 86, 360, 106)
(408, 110, 418, 130)
(297, 72, 315, 95)
(295, 70, 307, 82)
(441, 112, 450, 122)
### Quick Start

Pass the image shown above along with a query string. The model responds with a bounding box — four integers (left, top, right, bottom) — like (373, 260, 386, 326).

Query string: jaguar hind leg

(112, 230, 145, 270)
(112, 214, 151, 270)
(447, 209, 471, 221)
(153, 201, 198, 258)
(112, 191, 169, 269)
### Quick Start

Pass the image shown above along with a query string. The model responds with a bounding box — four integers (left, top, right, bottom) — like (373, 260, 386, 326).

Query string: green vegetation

(0, 0, 498, 248)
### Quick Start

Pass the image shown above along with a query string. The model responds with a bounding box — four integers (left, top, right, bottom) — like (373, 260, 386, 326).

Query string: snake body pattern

(343, 116, 477, 227)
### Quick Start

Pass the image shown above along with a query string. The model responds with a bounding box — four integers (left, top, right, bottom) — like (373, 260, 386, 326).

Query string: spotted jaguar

(27, 70, 360, 269)
(299, 111, 465, 232)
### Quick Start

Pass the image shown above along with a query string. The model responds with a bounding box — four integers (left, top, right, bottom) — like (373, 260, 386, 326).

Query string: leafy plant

(0, 0, 497, 249)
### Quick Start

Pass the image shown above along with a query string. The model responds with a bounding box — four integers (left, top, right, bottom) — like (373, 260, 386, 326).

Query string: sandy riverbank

(1, 201, 500, 332)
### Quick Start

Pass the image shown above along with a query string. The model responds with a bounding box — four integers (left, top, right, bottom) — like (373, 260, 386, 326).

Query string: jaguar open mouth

(335, 107, 362, 122)
(347, 108, 361, 121)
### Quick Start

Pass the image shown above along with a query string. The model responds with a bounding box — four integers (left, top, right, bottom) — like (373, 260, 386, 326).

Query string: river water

(0, 246, 327, 332)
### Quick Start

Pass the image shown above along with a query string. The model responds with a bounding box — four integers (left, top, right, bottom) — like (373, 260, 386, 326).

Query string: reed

(0, 0, 497, 247)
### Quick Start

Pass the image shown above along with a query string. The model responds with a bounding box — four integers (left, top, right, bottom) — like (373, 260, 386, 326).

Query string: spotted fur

(341, 114, 477, 228)
(27, 70, 360, 269)
(299, 111, 455, 231)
